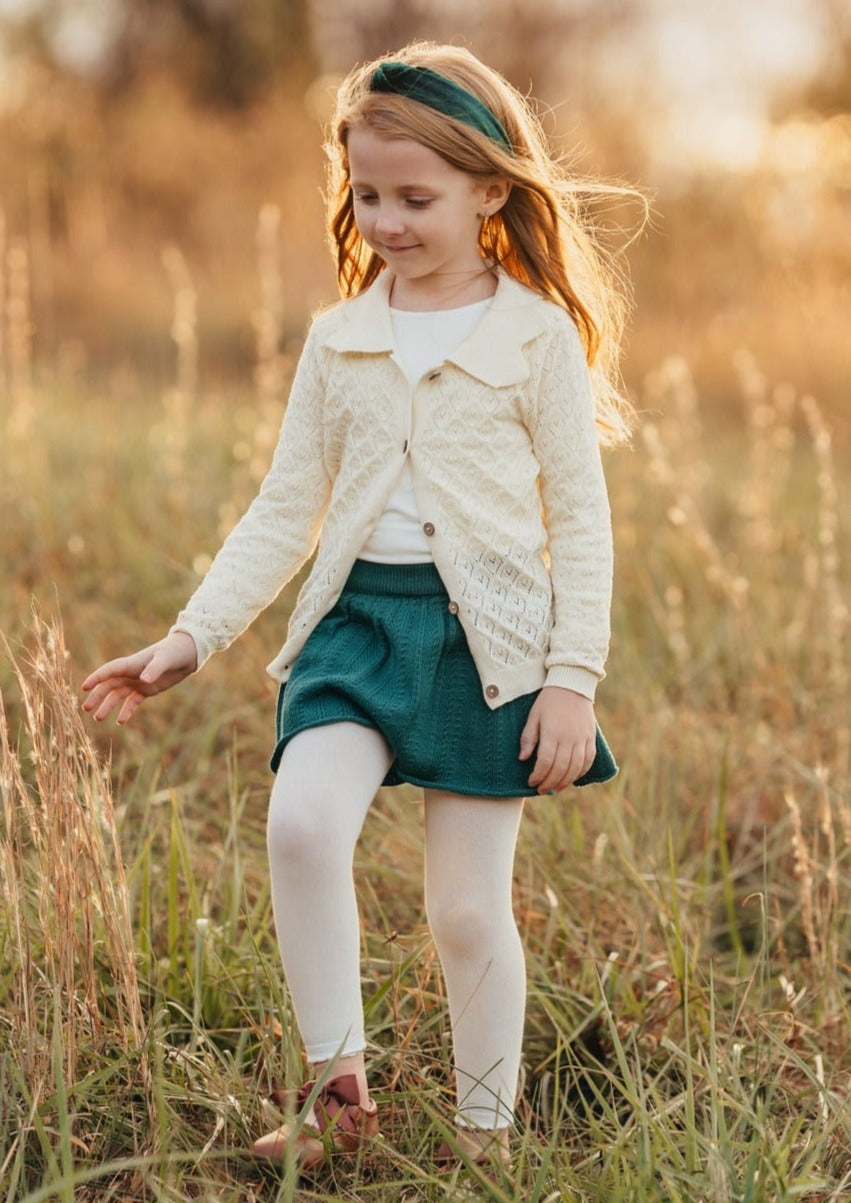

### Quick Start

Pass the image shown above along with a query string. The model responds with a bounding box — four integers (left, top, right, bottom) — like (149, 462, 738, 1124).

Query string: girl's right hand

(81, 630, 198, 725)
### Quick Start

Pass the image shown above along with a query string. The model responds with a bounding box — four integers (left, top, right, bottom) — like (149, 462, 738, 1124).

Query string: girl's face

(347, 125, 508, 309)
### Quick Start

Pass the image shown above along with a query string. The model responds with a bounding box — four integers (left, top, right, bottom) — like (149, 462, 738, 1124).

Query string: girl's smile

(347, 126, 509, 310)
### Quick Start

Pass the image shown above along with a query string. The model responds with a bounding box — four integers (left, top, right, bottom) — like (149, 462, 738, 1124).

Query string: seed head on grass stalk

(160, 243, 198, 496)
(0, 206, 6, 393)
(801, 393, 848, 779)
(5, 232, 35, 440)
(0, 609, 153, 1132)
(252, 203, 286, 413)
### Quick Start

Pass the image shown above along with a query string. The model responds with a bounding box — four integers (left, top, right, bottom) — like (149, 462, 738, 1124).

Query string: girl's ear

(478, 177, 512, 218)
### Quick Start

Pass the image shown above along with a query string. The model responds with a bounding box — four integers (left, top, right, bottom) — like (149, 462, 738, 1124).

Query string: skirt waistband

(344, 558, 447, 598)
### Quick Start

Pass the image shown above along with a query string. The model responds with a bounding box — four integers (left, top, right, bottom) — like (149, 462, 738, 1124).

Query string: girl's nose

(374, 206, 405, 237)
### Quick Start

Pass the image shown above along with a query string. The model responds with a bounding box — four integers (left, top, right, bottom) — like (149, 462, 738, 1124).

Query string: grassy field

(1, 344, 849, 1200)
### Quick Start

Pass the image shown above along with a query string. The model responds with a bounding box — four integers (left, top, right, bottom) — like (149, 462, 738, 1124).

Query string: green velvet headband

(369, 61, 513, 153)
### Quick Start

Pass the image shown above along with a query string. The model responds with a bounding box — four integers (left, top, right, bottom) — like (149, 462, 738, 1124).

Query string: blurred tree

(108, 0, 316, 105)
(770, 0, 851, 117)
(790, 37, 851, 116)
(0, 0, 316, 105)
(310, 0, 636, 113)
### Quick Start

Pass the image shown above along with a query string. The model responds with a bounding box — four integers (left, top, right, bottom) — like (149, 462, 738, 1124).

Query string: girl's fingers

(518, 710, 540, 762)
(92, 677, 162, 722)
(82, 652, 150, 691)
(117, 690, 145, 725)
(92, 685, 134, 722)
(82, 636, 196, 725)
(139, 647, 178, 685)
(535, 735, 596, 793)
(533, 746, 572, 793)
(82, 679, 119, 712)
(523, 688, 597, 791)
(553, 738, 597, 792)
(82, 663, 116, 691)
(526, 738, 556, 788)
(83, 675, 137, 713)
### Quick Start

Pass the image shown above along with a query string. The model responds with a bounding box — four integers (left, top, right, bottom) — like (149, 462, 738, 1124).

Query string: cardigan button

(447, 601, 459, 615)
(485, 684, 500, 699)
(423, 521, 435, 536)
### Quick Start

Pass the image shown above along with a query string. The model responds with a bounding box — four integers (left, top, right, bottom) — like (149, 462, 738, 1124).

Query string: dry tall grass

(2, 343, 849, 1199)
(1, 616, 154, 1199)
(1, 189, 850, 1197)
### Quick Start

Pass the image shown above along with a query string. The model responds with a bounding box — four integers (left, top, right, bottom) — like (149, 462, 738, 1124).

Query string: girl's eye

(406, 198, 432, 209)
(354, 193, 377, 205)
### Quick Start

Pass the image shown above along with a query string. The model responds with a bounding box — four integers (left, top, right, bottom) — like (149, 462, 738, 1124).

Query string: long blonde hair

(326, 42, 646, 443)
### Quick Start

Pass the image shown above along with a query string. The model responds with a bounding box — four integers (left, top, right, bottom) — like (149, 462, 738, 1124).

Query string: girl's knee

(426, 891, 514, 961)
(266, 779, 335, 867)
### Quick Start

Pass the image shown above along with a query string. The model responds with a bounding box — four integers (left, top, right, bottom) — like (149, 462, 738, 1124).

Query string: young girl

(83, 42, 637, 1175)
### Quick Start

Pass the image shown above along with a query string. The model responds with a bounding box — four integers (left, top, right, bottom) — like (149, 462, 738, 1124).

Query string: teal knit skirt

(271, 560, 617, 797)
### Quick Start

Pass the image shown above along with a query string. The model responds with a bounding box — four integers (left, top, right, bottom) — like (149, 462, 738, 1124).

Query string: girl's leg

(266, 721, 393, 1104)
(423, 789, 526, 1151)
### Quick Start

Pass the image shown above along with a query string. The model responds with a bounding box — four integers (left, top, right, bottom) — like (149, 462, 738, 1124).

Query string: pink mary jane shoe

(434, 1131, 512, 1183)
(251, 1073, 379, 1170)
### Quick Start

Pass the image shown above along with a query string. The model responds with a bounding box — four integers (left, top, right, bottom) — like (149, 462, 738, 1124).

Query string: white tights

(266, 721, 526, 1130)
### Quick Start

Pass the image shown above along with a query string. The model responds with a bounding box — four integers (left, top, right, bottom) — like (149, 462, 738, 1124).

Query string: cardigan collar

(320, 268, 552, 387)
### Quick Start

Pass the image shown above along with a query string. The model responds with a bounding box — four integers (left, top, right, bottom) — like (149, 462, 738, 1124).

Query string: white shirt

(359, 298, 492, 563)
(171, 269, 613, 706)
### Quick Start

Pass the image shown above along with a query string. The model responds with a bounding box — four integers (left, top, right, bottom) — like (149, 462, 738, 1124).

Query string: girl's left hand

(518, 686, 596, 794)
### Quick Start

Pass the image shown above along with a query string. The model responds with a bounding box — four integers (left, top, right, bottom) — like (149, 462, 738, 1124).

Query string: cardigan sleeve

(525, 314, 613, 700)
(170, 322, 332, 668)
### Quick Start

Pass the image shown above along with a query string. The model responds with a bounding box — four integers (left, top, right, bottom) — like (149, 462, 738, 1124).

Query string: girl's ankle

(311, 1053, 371, 1109)
(454, 1123, 511, 1160)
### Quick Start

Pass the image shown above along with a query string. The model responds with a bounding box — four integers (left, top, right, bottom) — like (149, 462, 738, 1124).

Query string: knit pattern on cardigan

(171, 270, 613, 707)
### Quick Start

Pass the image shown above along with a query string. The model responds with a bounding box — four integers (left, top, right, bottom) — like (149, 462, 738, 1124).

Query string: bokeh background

(2, 6, 850, 1198)
(0, 0, 849, 423)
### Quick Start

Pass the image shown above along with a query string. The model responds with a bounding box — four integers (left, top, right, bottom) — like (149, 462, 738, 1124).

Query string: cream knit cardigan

(172, 269, 613, 707)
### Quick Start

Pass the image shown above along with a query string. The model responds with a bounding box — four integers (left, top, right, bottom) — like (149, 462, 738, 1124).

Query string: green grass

(1, 362, 850, 1201)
